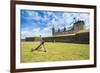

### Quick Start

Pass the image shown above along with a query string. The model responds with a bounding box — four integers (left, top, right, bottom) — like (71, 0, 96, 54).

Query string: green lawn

(21, 41, 89, 63)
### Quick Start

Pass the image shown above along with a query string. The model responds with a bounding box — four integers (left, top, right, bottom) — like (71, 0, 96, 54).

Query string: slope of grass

(21, 42, 89, 63)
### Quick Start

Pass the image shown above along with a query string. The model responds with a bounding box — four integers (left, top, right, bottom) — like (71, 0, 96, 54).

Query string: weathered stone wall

(25, 37, 35, 41)
(25, 32, 89, 44)
(75, 32, 89, 44)
(43, 32, 89, 44)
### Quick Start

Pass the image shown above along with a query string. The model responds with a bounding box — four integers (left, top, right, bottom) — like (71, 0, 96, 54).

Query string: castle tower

(52, 24, 55, 36)
(63, 27, 66, 32)
(73, 20, 85, 32)
(58, 28, 60, 32)
(63, 23, 66, 32)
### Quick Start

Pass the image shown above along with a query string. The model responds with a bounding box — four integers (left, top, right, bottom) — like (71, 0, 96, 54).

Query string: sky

(21, 9, 90, 39)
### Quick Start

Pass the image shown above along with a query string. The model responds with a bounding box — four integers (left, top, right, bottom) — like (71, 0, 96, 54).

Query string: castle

(52, 20, 85, 36)
(25, 20, 89, 44)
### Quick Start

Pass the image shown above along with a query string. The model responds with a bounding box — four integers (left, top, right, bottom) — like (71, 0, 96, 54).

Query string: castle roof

(74, 20, 84, 25)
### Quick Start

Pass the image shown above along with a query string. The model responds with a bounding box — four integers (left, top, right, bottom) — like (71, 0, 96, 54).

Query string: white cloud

(21, 27, 52, 39)
(40, 27, 52, 37)
(32, 28, 40, 32)
(21, 10, 90, 39)
(23, 11, 42, 21)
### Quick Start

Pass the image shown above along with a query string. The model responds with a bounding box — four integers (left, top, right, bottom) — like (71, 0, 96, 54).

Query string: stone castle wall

(52, 20, 84, 36)
(25, 32, 89, 44)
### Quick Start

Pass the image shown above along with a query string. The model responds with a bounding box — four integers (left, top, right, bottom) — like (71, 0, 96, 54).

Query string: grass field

(21, 41, 89, 63)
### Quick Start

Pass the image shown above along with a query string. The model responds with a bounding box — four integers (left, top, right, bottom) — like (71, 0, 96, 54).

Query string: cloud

(32, 28, 40, 32)
(21, 26, 52, 39)
(21, 10, 90, 39)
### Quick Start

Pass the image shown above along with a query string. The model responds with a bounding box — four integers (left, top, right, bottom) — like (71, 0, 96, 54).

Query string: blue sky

(21, 10, 90, 39)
